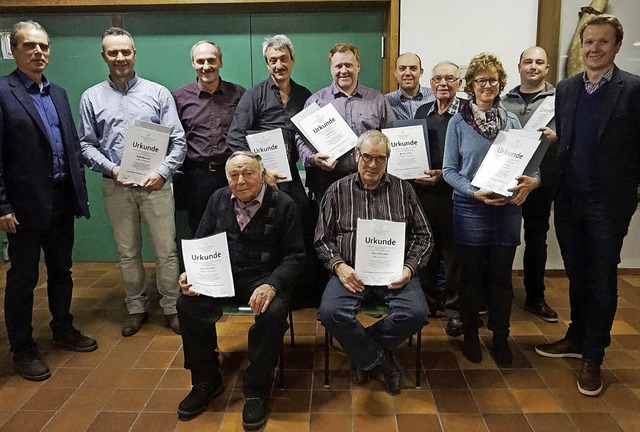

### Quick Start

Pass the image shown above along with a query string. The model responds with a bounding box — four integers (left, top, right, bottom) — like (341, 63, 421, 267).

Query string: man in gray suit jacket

(535, 14, 640, 397)
(0, 20, 96, 382)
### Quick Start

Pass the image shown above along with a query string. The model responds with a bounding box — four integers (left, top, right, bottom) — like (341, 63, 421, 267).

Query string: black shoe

(13, 351, 51, 382)
(462, 333, 482, 364)
(446, 317, 464, 337)
(443, 294, 459, 311)
(378, 352, 405, 395)
(242, 397, 268, 430)
(492, 336, 513, 368)
(177, 381, 224, 420)
(53, 328, 98, 352)
(351, 362, 369, 386)
(165, 313, 180, 334)
(524, 300, 559, 323)
(121, 312, 149, 337)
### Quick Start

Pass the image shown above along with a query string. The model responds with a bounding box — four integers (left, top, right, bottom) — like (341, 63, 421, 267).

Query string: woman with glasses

(442, 53, 539, 367)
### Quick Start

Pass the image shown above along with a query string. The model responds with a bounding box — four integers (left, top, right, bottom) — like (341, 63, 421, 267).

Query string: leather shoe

(351, 362, 369, 386)
(445, 316, 464, 337)
(122, 312, 148, 337)
(535, 338, 582, 359)
(13, 351, 51, 381)
(462, 333, 482, 364)
(165, 313, 180, 334)
(53, 328, 98, 352)
(577, 359, 602, 396)
(443, 294, 459, 311)
(491, 336, 512, 368)
(242, 397, 268, 430)
(177, 380, 224, 419)
(378, 353, 405, 395)
(525, 300, 559, 323)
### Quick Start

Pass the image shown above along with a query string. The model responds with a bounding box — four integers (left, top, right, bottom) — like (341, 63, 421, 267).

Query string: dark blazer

(555, 66, 640, 224)
(0, 70, 90, 230)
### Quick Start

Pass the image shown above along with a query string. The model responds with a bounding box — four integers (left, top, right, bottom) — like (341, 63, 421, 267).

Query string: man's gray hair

(431, 61, 461, 77)
(356, 130, 391, 157)
(262, 34, 295, 61)
(225, 151, 265, 176)
(102, 27, 135, 50)
(190, 40, 222, 62)
(10, 20, 49, 49)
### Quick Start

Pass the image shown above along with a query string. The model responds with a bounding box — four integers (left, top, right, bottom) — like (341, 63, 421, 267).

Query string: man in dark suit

(535, 14, 640, 397)
(0, 20, 96, 382)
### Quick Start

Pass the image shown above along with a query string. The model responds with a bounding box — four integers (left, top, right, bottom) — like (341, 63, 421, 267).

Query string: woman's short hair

(463, 52, 507, 96)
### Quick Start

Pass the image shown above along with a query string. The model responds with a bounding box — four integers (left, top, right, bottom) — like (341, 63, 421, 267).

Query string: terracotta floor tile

(551, 388, 607, 412)
(133, 351, 176, 369)
(42, 408, 97, 432)
(131, 412, 178, 432)
(42, 367, 92, 388)
(536, 366, 578, 389)
(1, 410, 55, 432)
(113, 335, 154, 352)
(0, 411, 12, 429)
(103, 388, 153, 412)
(119, 368, 165, 388)
(64, 350, 109, 368)
(22, 387, 74, 410)
(351, 389, 394, 414)
(147, 335, 183, 351)
(613, 335, 640, 350)
(472, 389, 521, 413)
(396, 414, 442, 432)
(352, 414, 397, 432)
(611, 368, 640, 387)
(426, 369, 467, 389)
(0, 386, 39, 411)
(157, 368, 191, 389)
(144, 388, 185, 412)
(310, 390, 351, 413)
(431, 389, 478, 413)
(309, 413, 352, 432)
(609, 411, 640, 432)
(568, 413, 623, 432)
(439, 413, 486, 432)
(525, 413, 578, 432)
(174, 412, 225, 431)
(86, 412, 138, 432)
(463, 370, 507, 389)
(501, 369, 546, 389)
(392, 388, 436, 414)
(62, 387, 114, 411)
(262, 412, 309, 431)
(483, 413, 532, 432)
(512, 389, 563, 413)
(270, 389, 311, 413)
(99, 348, 143, 369)
(603, 350, 640, 369)
(279, 369, 313, 390)
(313, 369, 350, 390)
(599, 387, 640, 412)
(81, 367, 128, 388)
(423, 351, 459, 370)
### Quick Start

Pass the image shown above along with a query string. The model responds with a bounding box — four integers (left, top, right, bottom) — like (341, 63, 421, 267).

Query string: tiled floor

(0, 262, 640, 431)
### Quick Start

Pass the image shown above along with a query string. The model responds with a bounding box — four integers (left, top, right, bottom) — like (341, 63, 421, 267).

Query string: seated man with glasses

(316, 130, 433, 395)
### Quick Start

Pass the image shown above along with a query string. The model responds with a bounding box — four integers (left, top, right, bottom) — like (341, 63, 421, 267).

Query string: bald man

(385, 52, 435, 119)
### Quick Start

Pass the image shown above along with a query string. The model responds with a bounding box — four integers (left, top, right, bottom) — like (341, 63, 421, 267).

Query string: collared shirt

(296, 81, 396, 169)
(417, 97, 462, 172)
(385, 86, 435, 120)
(232, 184, 267, 231)
(314, 172, 433, 276)
(78, 74, 186, 179)
(583, 66, 614, 94)
(16, 70, 67, 180)
(425, 97, 460, 117)
(172, 78, 245, 163)
(227, 77, 312, 161)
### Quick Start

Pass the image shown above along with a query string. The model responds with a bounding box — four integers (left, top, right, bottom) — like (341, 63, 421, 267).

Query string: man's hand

(335, 263, 364, 293)
(388, 266, 412, 290)
(538, 127, 557, 142)
(111, 166, 138, 188)
(414, 169, 442, 186)
(473, 188, 507, 206)
(249, 284, 276, 315)
(508, 175, 540, 206)
(313, 153, 338, 172)
(0, 213, 19, 234)
(142, 172, 166, 191)
(265, 170, 287, 189)
(179, 272, 200, 296)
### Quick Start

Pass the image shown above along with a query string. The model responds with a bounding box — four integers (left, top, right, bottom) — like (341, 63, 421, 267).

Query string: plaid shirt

(583, 66, 614, 94)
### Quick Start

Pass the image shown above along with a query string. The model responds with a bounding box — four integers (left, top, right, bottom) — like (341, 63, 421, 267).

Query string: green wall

(0, 11, 383, 261)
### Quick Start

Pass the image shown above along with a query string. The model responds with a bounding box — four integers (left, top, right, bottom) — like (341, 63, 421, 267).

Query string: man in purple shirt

(173, 41, 246, 234)
(296, 42, 396, 200)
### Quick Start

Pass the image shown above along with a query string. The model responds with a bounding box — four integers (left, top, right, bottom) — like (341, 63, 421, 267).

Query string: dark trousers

(4, 188, 75, 355)
(555, 197, 629, 365)
(458, 245, 516, 337)
(177, 281, 289, 398)
(521, 185, 554, 304)
(177, 165, 229, 235)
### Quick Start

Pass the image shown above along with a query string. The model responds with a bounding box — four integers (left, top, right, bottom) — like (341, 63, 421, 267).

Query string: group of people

(0, 12, 638, 430)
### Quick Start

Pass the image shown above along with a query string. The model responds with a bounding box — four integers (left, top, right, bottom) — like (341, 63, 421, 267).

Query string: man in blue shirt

(386, 52, 435, 120)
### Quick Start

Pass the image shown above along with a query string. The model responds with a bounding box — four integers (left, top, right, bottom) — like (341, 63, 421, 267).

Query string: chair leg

(415, 330, 422, 388)
(288, 309, 295, 348)
(324, 327, 330, 387)
(278, 346, 285, 389)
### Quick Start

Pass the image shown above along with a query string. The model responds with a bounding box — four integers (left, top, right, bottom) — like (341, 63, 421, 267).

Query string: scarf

(460, 97, 508, 140)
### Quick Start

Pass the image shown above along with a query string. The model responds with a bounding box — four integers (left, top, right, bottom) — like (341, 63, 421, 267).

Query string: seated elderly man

(176, 151, 304, 429)
(316, 130, 433, 395)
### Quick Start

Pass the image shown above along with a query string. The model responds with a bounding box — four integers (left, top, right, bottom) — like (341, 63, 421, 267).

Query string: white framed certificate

(182, 232, 235, 298)
(383, 125, 430, 179)
(523, 96, 555, 131)
(119, 120, 170, 185)
(354, 218, 406, 286)
(246, 128, 292, 182)
(292, 102, 357, 162)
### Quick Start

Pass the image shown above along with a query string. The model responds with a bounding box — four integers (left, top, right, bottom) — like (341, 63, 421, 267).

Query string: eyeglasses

(431, 75, 459, 84)
(474, 78, 500, 87)
(359, 153, 387, 165)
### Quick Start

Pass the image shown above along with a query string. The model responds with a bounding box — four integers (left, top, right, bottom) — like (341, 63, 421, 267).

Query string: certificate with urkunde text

(382, 125, 430, 179)
(246, 128, 292, 182)
(523, 96, 555, 131)
(354, 219, 406, 286)
(471, 130, 540, 197)
(119, 120, 170, 185)
(292, 102, 357, 162)
(182, 232, 235, 298)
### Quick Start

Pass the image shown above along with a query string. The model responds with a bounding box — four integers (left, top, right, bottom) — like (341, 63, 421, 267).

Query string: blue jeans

(555, 196, 631, 365)
(318, 275, 429, 370)
(453, 194, 521, 247)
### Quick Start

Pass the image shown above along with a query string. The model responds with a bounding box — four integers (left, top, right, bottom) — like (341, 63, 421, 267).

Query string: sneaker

(13, 351, 51, 381)
(462, 333, 482, 364)
(525, 300, 559, 323)
(351, 362, 369, 386)
(53, 328, 98, 352)
(165, 313, 180, 335)
(378, 353, 405, 395)
(577, 359, 602, 396)
(445, 316, 464, 337)
(478, 305, 488, 315)
(177, 381, 224, 419)
(121, 312, 148, 337)
(535, 338, 582, 359)
(242, 397, 268, 430)
(492, 336, 513, 368)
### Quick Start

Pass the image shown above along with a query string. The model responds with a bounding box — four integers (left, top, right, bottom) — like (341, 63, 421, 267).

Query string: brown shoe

(165, 313, 180, 335)
(122, 312, 148, 337)
(577, 359, 602, 396)
(535, 338, 582, 359)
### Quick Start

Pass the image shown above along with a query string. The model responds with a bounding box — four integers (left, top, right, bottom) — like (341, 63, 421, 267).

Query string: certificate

(292, 102, 357, 162)
(471, 131, 540, 197)
(119, 120, 170, 185)
(246, 129, 292, 182)
(523, 96, 555, 131)
(182, 232, 235, 298)
(354, 219, 406, 286)
(383, 125, 430, 179)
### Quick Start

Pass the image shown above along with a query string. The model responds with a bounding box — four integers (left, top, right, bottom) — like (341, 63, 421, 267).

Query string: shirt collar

(15, 68, 49, 94)
(399, 87, 426, 101)
(582, 66, 614, 86)
(427, 97, 460, 116)
(331, 81, 362, 98)
(231, 183, 267, 207)
(196, 76, 224, 97)
(355, 172, 391, 190)
(108, 73, 138, 93)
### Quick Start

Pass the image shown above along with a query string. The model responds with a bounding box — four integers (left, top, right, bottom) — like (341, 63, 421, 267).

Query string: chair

(323, 304, 424, 388)
(222, 305, 295, 388)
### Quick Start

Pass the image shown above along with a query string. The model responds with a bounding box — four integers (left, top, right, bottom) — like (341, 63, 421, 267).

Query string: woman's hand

(473, 188, 507, 206)
(508, 175, 540, 206)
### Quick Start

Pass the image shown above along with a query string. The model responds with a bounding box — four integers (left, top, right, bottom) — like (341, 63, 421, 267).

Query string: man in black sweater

(176, 151, 305, 429)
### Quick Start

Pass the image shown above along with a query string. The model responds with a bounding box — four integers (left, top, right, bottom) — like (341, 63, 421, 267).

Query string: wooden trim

(536, 0, 562, 85)
(2, 0, 387, 5)
(382, 0, 399, 93)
